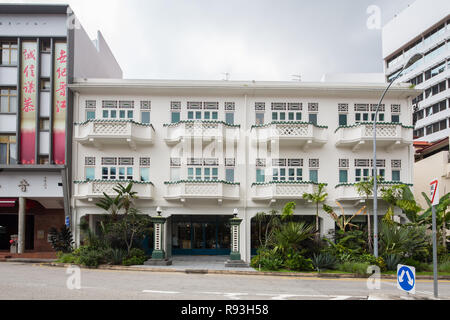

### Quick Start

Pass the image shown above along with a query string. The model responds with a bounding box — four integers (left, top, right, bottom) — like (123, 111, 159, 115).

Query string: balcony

(335, 182, 413, 203)
(251, 181, 322, 202)
(164, 121, 240, 145)
(74, 180, 154, 201)
(164, 180, 240, 203)
(251, 122, 328, 149)
(74, 120, 155, 149)
(335, 122, 413, 152)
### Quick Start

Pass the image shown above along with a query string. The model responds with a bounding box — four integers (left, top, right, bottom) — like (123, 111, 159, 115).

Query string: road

(0, 262, 449, 300)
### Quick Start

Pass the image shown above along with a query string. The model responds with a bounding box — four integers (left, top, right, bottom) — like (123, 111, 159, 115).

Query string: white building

(69, 79, 419, 263)
(382, 0, 450, 143)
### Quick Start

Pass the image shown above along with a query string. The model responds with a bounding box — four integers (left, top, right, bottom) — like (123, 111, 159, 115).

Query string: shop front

(171, 215, 231, 255)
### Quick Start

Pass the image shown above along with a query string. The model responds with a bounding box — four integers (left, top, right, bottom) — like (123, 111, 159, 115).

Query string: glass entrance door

(172, 216, 231, 255)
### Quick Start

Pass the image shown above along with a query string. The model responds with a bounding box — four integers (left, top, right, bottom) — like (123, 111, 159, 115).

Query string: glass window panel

(204, 111, 210, 120)
(195, 111, 202, 119)
(187, 111, 194, 120)
(204, 168, 211, 180)
(187, 167, 194, 180)
(392, 170, 400, 182)
(226, 168, 234, 182)
(279, 112, 286, 121)
(309, 114, 317, 125)
(288, 112, 294, 121)
(339, 114, 347, 126)
(272, 112, 278, 121)
(118, 167, 125, 179)
(297, 168, 302, 181)
(140, 168, 149, 182)
(225, 113, 234, 125)
(171, 112, 180, 123)
(103, 110, 108, 118)
(273, 168, 279, 181)
(296, 112, 302, 121)
(212, 167, 218, 179)
(171, 167, 180, 181)
(0, 96, 8, 112)
(212, 112, 218, 120)
(110, 110, 117, 118)
(339, 170, 348, 183)
(119, 110, 125, 118)
(127, 111, 133, 119)
(9, 142, 16, 164)
(379, 114, 385, 122)
(85, 167, 95, 181)
(0, 143, 7, 164)
(255, 113, 264, 125)
(392, 115, 400, 123)
(195, 168, 202, 180)
(141, 111, 150, 124)
(110, 167, 116, 179)
(256, 169, 265, 183)
(309, 170, 318, 183)
(87, 111, 95, 120)
(102, 167, 108, 179)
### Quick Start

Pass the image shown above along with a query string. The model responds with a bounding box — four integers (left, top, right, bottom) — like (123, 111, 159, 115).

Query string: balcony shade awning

(0, 198, 17, 207)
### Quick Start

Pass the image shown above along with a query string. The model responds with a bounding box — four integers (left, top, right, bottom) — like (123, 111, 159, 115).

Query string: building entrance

(172, 215, 231, 255)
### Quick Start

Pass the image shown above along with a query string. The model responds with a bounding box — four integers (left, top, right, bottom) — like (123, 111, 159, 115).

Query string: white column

(17, 197, 26, 254)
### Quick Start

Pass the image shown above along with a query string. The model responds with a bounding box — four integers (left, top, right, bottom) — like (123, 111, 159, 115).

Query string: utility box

(10, 234, 18, 254)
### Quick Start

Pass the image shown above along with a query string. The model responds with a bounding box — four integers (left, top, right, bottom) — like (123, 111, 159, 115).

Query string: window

(0, 88, 17, 113)
(0, 135, 17, 164)
(187, 167, 217, 181)
(86, 110, 95, 120)
(255, 113, 264, 125)
(392, 170, 400, 182)
(309, 170, 318, 183)
(339, 170, 348, 183)
(392, 115, 400, 123)
(339, 114, 347, 126)
(85, 167, 95, 181)
(140, 168, 150, 182)
(355, 168, 370, 182)
(288, 168, 303, 181)
(188, 110, 217, 120)
(225, 112, 234, 125)
(170, 167, 180, 181)
(102, 109, 117, 119)
(39, 156, 49, 165)
(0, 42, 18, 65)
(102, 166, 132, 180)
(425, 62, 445, 80)
(141, 111, 150, 124)
(39, 118, 50, 131)
(256, 169, 265, 183)
(41, 79, 51, 91)
(309, 114, 317, 125)
(273, 168, 287, 181)
(226, 168, 235, 183)
(171, 111, 180, 123)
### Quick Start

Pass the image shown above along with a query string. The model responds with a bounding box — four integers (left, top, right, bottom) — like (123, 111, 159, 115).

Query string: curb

(37, 263, 450, 280)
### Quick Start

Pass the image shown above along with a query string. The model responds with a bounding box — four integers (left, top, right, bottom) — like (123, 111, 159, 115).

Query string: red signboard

(52, 42, 67, 165)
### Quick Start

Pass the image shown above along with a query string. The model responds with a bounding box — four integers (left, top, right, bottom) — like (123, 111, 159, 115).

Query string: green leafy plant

(311, 253, 337, 272)
(270, 222, 314, 254)
(107, 248, 128, 265)
(302, 183, 328, 237)
(384, 254, 402, 271)
(323, 201, 366, 232)
(283, 251, 314, 271)
(337, 262, 370, 276)
(48, 225, 74, 253)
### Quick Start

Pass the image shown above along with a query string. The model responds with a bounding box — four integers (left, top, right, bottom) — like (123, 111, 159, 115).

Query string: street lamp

(373, 53, 423, 258)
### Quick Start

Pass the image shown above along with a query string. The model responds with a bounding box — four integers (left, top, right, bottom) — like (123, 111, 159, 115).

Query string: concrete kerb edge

(35, 263, 450, 280)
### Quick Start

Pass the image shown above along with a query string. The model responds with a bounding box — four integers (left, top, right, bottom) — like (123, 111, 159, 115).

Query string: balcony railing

(74, 120, 155, 149)
(335, 182, 413, 202)
(251, 122, 328, 148)
(163, 121, 240, 145)
(164, 180, 240, 202)
(335, 122, 413, 151)
(251, 181, 324, 201)
(74, 180, 154, 200)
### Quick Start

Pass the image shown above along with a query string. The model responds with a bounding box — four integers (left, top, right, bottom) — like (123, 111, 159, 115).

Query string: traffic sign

(430, 180, 439, 206)
(65, 216, 70, 227)
(397, 264, 415, 294)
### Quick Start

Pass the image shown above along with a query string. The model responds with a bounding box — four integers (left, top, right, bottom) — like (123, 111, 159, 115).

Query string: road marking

(142, 290, 180, 294)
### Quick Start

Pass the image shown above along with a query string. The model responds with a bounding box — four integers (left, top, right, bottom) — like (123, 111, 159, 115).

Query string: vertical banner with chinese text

(53, 42, 67, 165)
(20, 41, 38, 164)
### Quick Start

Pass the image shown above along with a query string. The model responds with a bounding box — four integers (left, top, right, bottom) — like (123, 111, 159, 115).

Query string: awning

(0, 198, 17, 208)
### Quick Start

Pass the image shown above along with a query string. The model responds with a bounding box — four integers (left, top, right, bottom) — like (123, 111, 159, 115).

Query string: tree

(421, 192, 450, 248)
(355, 176, 383, 252)
(381, 185, 423, 225)
(95, 193, 123, 221)
(302, 184, 328, 238)
(113, 183, 138, 215)
(323, 201, 366, 233)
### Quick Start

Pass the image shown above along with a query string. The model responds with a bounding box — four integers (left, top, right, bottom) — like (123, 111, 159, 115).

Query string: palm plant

(113, 183, 138, 215)
(421, 192, 450, 248)
(270, 221, 314, 254)
(95, 193, 123, 221)
(302, 184, 328, 237)
(323, 201, 366, 232)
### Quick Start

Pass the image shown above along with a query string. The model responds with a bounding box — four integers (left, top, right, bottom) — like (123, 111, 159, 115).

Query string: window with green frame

(339, 114, 347, 126)
(392, 170, 400, 181)
(339, 170, 348, 183)
(140, 168, 150, 182)
(225, 168, 235, 182)
(256, 169, 265, 183)
(171, 111, 180, 123)
(309, 169, 318, 183)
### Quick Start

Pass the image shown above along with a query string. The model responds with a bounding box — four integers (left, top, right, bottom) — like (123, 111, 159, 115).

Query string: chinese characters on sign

(20, 42, 38, 164)
(53, 43, 68, 165)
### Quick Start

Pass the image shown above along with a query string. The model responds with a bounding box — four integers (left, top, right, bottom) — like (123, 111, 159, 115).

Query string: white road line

(142, 290, 180, 294)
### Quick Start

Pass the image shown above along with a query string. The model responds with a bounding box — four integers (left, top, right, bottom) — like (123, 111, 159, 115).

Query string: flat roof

(69, 78, 423, 99)
(0, 3, 69, 14)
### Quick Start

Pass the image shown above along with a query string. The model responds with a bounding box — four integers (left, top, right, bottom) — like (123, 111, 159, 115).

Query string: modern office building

(70, 79, 419, 263)
(382, 0, 450, 143)
(0, 4, 121, 254)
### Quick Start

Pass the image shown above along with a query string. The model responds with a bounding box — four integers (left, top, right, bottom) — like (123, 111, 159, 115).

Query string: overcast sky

(4, 0, 414, 81)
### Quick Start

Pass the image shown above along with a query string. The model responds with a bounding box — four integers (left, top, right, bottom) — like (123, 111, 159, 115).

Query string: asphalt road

(0, 262, 449, 300)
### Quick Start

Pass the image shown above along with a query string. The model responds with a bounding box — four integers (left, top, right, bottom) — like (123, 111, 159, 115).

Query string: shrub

(337, 262, 370, 276)
(401, 258, 432, 272)
(48, 226, 74, 253)
(283, 252, 314, 271)
(76, 246, 108, 268)
(122, 255, 146, 266)
(384, 254, 402, 271)
(128, 248, 147, 260)
(311, 253, 337, 272)
(56, 252, 77, 264)
(107, 248, 128, 265)
(438, 261, 450, 273)
(259, 256, 284, 271)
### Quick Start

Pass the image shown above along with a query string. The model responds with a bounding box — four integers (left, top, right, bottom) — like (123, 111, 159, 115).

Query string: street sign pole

(430, 179, 439, 298)
(432, 204, 438, 298)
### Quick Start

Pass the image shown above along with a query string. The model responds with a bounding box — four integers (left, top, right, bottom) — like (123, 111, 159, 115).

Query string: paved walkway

(136, 255, 257, 272)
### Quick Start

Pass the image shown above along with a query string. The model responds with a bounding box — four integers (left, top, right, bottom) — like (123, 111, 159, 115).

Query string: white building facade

(382, 0, 450, 143)
(70, 79, 419, 263)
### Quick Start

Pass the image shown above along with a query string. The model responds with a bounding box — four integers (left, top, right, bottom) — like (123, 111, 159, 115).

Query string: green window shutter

(339, 170, 348, 183)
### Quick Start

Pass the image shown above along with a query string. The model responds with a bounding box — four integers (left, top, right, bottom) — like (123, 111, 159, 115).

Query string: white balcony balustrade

(164, 180, 240, 203)
(164, 121, 240, 145)
(335, 122, 413, 152)
(74, 120, 154, 149)
(251, 181, 322, 202)
(335, 182, 413, 203)
(251, 122, 328, 149)
(74, 180, 154, 201)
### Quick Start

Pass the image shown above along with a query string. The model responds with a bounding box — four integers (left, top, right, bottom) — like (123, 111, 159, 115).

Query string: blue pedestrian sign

(65, 216, 70, 228)
(397, 264, 415, 294)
